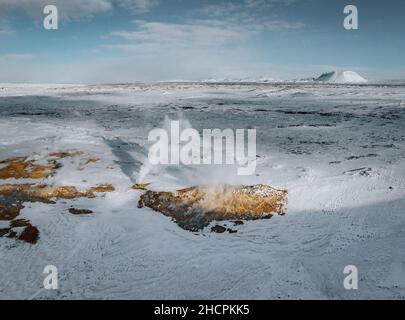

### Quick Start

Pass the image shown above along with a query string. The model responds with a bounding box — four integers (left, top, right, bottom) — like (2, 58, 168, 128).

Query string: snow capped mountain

(315, 71, 368, 84)
(201, 71, 368, 84)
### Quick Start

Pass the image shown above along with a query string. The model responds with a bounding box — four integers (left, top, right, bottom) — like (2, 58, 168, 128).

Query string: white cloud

(194, 1, 304, 33)
(116, 0, 159, 14)
(98, 2, 306, 82)
(200, 2, 243, 17)
(0, 0, 111, 20)
(262, 20, 304, 31)
(0, 0, 307, 82)
(0, 0, 159, 21)
(0, 28, 13, 36)
(244, 0, 297, 9)
(110, 20, 257, 48)
(108, 13, 304, 49)
(201, 0, 297, 17)
(0, 19, 14, 35)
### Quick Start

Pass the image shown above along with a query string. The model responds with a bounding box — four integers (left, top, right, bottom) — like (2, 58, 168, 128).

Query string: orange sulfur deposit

(0, 183, 115, 244)
(0, 151, 101, 180)
(131, 183, 151, 190)
(0, 150, 114, 244)
(0, 156, 61, 180)
(0, 151, 83, 180)
(138, 184, 288, 231)
(0, 183, 115, 204)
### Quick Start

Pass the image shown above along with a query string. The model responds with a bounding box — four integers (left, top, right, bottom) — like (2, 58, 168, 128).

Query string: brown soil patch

(0, 151, 81, 180)
(18, 225, 40, 244)
(0, 150, 103, 180)
(0, 219, 39, 244)
(0, 156, 60, 180)
(87, 184, 115, 194)
(232, 220, 244, 226)
(0, 203, 24, 220)
(0, 150, 114, 244)
(0, 183, 114, 244)
(0, 183, 115, 207)
(138, 184, 288, 231)
(211, 225, 226, 233)
(10, 218, 31, 227)
(210, 224, 238, 234)
(69, 208, 93, 215)
(131, 183, 151, 190)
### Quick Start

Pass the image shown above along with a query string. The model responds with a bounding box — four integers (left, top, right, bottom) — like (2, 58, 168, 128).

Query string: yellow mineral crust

(0, 151, 114, 244)
(0, 156, 59, 180)
(0, 183, 115, 205)
(138, 184, 288, 231)
(131, 183, 151, 190)
(0, 150, 92, 180)
(0, 183, 115, 244)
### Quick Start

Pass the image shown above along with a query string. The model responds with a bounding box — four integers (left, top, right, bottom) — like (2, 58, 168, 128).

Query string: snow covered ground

(0, 82, 405, 299)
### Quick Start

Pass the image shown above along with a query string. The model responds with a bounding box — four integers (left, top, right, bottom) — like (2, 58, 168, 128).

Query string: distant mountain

(315, 71, 368, 84)
(202, 76, 279, 83)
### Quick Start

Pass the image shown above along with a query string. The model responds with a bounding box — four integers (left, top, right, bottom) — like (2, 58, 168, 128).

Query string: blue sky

(0, 0, 404, 83)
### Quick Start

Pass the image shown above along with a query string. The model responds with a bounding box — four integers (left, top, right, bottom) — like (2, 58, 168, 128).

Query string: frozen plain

(0, 82, 405, 299)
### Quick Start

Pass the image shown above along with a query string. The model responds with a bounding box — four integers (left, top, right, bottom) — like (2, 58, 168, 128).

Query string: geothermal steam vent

(138, 184, 288, 231)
